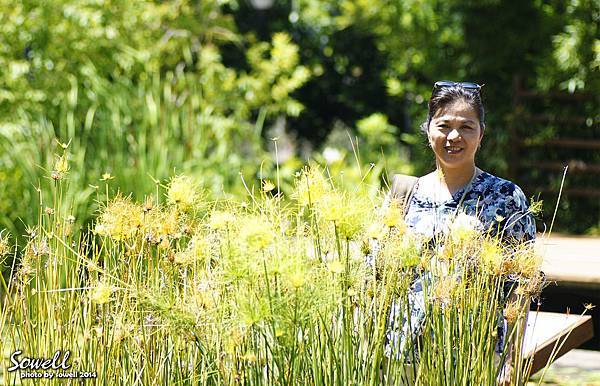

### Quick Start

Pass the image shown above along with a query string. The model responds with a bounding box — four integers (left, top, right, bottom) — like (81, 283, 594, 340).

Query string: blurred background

(0, 0, 598, 382)
(0, 0, 598, 238)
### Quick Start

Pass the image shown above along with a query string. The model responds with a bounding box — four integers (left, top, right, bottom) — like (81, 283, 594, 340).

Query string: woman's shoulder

(475, 171, 529, 209)
(477, 171, 526, 195)
(475, 171, 536, 241)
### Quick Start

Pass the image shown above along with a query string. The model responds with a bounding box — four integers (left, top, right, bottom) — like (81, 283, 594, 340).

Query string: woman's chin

(438, 157, 473, 170)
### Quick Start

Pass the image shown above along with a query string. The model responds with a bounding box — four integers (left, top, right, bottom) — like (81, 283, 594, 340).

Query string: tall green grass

(0, 30, 310, 246)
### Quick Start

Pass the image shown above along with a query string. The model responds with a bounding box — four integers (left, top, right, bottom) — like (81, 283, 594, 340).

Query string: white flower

(450, 213, 479, 233)
(322, 147, 343, 164)
(448, 212, 481, 243)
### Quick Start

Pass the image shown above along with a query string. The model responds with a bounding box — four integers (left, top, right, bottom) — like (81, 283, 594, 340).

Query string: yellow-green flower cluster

(91, 282, 113, 305)
(167, 175, 201, 211)
(239, 215, 275, 251)
(378, 232, 421, 270)
(0, 231, 10, 258)
(315, 191, 372, 240)
(95, 196, 143, 241)
(142, 207, 186, 245)
(382, 200, 404, 230)
(293, 165, 331, 206)
(95, 193, 193, 247)
(174, 234, 211, 266)
(478, 237, 504, 275)
(208, 210, 236, 231)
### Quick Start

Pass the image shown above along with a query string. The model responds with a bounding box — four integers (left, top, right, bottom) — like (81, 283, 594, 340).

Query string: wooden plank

(520, 138, 600, 149)
(522, 311, 594, 375)
(525, 114, 589, 125)
(519, 161, 600, 174)
(536, 235, 600, 287)
(522, 187, 600, 198)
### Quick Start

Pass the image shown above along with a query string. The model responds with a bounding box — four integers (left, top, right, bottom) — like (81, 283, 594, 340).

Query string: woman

(383, 81, 537, 382)
(398, 81, 534, 243)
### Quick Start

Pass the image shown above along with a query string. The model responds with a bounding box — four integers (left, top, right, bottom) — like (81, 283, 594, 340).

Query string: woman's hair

(420, 85, 485, 134)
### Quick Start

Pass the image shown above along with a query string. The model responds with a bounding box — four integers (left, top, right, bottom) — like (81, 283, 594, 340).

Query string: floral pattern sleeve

(491, 183, 536, 244)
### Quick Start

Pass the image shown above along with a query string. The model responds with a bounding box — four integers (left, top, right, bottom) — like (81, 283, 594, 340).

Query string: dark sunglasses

(433, 80, 483, 92)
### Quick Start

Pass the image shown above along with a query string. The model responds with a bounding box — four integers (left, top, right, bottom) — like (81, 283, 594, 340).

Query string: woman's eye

(439, 124, 449, 129)
(462, 125, 473, 130)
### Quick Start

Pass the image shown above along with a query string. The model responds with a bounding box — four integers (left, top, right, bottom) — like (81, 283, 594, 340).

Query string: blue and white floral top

(405, 170, 536, 244)
(383, 170, 536, 359)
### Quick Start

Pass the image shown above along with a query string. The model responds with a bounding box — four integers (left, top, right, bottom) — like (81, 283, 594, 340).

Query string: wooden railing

(509, 76, 600, 198)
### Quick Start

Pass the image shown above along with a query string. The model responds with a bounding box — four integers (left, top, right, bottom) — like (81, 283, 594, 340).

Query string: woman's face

(427, 100, 483, 171)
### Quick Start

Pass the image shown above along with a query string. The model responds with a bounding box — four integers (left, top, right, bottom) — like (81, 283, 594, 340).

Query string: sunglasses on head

(433, 80, 483, 92)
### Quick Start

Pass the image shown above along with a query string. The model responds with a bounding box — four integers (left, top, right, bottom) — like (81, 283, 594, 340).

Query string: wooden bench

(523, 311, 594, 374)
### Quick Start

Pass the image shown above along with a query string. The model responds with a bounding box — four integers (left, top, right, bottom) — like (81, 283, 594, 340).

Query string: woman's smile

(444, 145, 463, 154)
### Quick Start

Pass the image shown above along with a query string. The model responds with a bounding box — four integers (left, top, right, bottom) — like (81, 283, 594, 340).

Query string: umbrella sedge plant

(0, 160, 572, 385)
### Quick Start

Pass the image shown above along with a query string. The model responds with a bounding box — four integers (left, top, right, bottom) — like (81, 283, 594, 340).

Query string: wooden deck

(536, 234, 600, 287)
(525, 234, 599, 373)
(523, 311, 594, 374)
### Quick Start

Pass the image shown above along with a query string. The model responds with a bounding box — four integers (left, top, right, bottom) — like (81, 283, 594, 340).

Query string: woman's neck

(437, 164, 477, 195)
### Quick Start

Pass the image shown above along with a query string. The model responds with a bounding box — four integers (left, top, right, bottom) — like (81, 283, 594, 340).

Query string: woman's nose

(447, 128, 461, 141)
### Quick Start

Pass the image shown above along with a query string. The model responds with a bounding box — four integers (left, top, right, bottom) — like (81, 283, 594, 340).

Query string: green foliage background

(0, 0, 598, 243)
